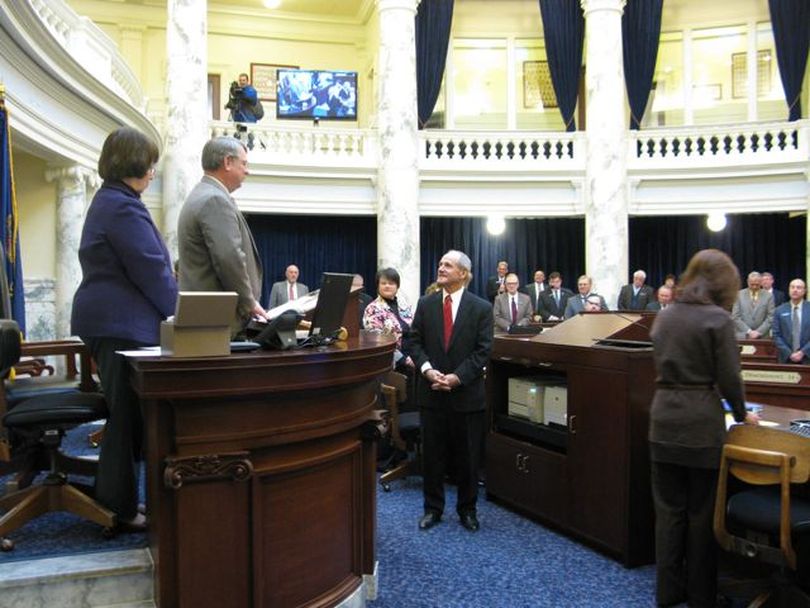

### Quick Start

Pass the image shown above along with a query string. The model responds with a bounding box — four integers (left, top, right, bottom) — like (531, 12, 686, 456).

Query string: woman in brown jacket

(649, 249, 759, 607)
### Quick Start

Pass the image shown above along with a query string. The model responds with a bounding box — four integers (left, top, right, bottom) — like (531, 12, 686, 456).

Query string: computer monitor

(309, 272, 354, 340)
(254, 309, 302, 350)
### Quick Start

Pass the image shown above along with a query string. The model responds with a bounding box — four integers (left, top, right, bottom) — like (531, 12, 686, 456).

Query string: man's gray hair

(633, 269, 646, 280)
(201, 137, 247, 171)
(748, 271, 762, 281)
(444, 249, 472, 273)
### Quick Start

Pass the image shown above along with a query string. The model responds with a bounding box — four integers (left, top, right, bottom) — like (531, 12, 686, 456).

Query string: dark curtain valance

(622, 0, 663, 129)
(416, 0, 455, 129)
(768, 0, 809, 121)
(538, 0, 585, 132)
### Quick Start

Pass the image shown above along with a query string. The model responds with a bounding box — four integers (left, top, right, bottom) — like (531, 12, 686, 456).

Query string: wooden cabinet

(485, 313, 657, 567)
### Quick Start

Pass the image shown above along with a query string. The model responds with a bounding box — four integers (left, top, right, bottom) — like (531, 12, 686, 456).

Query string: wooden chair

(713, 423, 810, 607)
(0, 320, 114, 551)
(379, 370, 420, 492)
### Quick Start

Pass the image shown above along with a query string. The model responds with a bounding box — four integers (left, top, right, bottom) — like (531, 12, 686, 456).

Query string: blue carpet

(1, 424, 657, 605)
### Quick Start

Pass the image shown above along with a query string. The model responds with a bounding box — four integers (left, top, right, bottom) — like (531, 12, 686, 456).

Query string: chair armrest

(20, 339, 96, 392)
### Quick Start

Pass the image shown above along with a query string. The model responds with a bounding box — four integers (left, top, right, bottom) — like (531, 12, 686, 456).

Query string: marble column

(45, 165, 97, 339)
(162, 0, 208, 257)
(581, 0, 627, 309)
(376, 0, 421, 306)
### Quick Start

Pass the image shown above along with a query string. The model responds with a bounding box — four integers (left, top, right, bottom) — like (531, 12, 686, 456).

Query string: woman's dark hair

(677, 249, 740, 310)
(375, 267, 401, 289)
(98, 127, 159, 181)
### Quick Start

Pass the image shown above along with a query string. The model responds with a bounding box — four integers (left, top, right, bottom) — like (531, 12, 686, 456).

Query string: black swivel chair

(0, 319, 115, 551)
(714, 423, 810, 607)
(379, 370, 421, 492)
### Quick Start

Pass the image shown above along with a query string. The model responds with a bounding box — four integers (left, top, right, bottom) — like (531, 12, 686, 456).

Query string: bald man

(269, 264, 309, 308)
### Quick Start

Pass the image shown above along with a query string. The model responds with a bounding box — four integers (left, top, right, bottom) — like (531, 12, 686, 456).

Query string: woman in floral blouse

(363, 267, 414, 372)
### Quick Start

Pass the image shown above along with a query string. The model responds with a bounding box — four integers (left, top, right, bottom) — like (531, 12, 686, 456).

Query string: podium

(128, 333, 395, 608)
(487, 312, 656, 567)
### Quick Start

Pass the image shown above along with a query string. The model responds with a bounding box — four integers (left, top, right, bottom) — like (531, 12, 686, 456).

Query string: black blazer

(537, 288, 573, 321)
(410, 289, 493, 413)
(617, 284, 654, 311)
(520, 282, 546, 312)
(486, 276, 504, 302)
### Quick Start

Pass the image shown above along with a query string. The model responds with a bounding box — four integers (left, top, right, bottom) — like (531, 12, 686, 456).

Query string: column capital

(376, 0, 419, 15)
(580, 0, 626, 17)
(45, 165, 99, 191)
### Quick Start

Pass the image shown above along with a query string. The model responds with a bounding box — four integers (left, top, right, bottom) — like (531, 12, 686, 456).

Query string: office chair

(379, 370, 421, 492)
(714, 423, 810, 607)
(0, 319, 115, 551)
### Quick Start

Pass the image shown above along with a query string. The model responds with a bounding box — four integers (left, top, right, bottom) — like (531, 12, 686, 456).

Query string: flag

(0, 90, 25, 335)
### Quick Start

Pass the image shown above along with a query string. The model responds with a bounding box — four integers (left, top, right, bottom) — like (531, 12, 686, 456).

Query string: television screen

(276, 69, 358, 120)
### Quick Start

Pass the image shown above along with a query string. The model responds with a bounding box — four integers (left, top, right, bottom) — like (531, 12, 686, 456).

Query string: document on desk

(265, 290, 319, 320)
(117, 346, 162, 358)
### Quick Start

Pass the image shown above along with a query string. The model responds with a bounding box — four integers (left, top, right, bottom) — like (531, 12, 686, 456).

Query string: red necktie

(443, 295, 453, 351)
(289, 283, 295, 301)
(511, 297, 518, 325)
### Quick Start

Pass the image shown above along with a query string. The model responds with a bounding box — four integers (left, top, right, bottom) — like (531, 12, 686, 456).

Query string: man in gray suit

(178, 137, 266, 335)
(493, 273, 533, 331)
(731, 271, 774, 339)
(269, 264, 309, 308)
(564, 275, 608, 318)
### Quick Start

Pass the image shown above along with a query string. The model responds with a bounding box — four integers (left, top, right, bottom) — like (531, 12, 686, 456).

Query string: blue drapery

(0, 102, 25, 333)
(538, 0, 584, 132)
(420, 216, 586, 297)
(768, 0, 809, 121)
(247, 214, 377, 309)
(416, 0, 454, 129)
(629, 213, 806, 292)
(622, 0, 663, 129)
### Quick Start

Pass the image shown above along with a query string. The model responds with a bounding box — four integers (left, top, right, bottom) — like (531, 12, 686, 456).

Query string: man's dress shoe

(459, 512, 479, 532)
(418, 512, 441, 530)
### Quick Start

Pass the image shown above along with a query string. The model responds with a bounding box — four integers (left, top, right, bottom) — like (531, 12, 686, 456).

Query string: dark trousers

(84, 336, 146, 520)
(651, 460, 719, 608)
(421, 406, 484, 517)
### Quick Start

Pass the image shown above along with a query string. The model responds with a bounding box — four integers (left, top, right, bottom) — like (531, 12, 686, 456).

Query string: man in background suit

(537, 272, 572, 322)
(486, 260, 509, 302)
(761, 272, 786, 307)
(772, 278, 810, 364)
(269, 264, 309, 308)
(732, 271, 774, 339)
(646, 285, 673, 311)
(493, 273, 533, 331)
(617, 269, 654, 311)
(411, 250, 493, 532)
(178, 136, 266, 336)
(565, 275, 608, 318)
(521, 269, 546, 318)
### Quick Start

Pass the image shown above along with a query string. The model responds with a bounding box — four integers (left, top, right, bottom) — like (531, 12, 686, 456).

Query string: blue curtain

(768, 0, 809, 121)
(416, 0, 454, 129)
(622, 0, 663, 129)
(420, 216, 586, 298)
(538, 0, 585, 132)
(247, 214, 377, 308)
(629, 213, 806, 291)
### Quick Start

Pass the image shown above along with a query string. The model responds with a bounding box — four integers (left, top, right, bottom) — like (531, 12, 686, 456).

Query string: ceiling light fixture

(263, 0, 282, 9)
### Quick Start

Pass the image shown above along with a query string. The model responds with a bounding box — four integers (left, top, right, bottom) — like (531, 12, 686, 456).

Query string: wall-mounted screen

(276, 69, 358, 120)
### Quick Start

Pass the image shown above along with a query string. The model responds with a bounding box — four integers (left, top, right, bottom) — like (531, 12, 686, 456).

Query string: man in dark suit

(178, 136, 267, 336)
(485, 260, 509, 302)
(761, 272, 786, 307)
(521, 269, 546, 318)
(646, 285, 673, 311)
(617, 270, 654, 311)
(410, 250, 493, 532)
(536, 271, 573, 321)
(772, 278, 810, 364)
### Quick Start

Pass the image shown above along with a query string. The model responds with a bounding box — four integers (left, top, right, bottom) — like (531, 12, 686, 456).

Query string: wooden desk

(128, 334, 395, 608)
(738, 339, 777, 363)
(741, 361, 810, 412)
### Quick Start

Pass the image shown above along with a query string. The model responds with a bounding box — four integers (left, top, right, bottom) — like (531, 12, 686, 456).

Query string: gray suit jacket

(617, 284, 654, 311)
(269, 281, 310, 309)
(731, 288, 774, 338)
(564, 293, 608, 318)
(177, 176, 263, 329)
(493, 292, 533, 331)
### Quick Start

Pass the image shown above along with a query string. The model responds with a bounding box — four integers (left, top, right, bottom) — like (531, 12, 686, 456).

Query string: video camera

(224, 81, 244, 111)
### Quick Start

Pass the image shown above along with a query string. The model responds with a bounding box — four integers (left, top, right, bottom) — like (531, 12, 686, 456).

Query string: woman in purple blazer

(71, 127, 177, 530)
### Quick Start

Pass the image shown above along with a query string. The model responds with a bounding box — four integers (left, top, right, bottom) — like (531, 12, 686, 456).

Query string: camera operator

(225, 73, 263, 123)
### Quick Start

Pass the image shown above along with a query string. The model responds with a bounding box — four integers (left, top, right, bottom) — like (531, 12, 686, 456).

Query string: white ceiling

(209, 0, 367, 19)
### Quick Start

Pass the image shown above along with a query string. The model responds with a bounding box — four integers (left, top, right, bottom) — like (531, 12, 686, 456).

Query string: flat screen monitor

(276, 69, 358, 120)
(309, 273, 354, 340)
